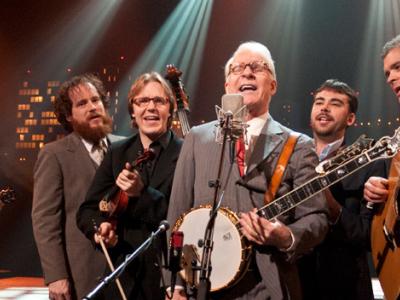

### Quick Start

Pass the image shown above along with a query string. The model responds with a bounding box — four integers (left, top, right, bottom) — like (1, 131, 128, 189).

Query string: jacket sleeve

(280, 136, 329, 260)
(32, 147, 69, 284)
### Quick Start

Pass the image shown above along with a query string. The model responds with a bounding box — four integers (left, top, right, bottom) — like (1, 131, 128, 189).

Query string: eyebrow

(314, 97, 346, 104)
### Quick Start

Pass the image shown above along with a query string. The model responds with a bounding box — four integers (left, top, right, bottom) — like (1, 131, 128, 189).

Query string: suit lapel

(67, 132, 98, 171)
(150, 134, 181, 188)
(246, 116, 285, 175)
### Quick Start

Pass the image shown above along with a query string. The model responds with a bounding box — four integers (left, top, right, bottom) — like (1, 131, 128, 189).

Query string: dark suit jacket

(77, 131, 182, 300)
(299, 142, 389, 300)
(31, 132, 124, 299)
(166, 116, 329, 300)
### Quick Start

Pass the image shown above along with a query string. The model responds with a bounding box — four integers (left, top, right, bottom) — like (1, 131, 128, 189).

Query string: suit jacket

(77, 131, 183, 300)
(31, 131, 124, 300)
(167, 116, 329, 300)
(299, 142, 389, 300)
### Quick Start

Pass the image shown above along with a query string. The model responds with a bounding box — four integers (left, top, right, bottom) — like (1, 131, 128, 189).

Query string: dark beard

(72, 114, 113, 143)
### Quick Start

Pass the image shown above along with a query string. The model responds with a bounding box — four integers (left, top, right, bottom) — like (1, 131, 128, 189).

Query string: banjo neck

(258, 128, 400, 220)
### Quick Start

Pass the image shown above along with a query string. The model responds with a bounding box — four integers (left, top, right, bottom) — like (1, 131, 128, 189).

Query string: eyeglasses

(131, 96, 169, 107)
(229, 61, 270, 75)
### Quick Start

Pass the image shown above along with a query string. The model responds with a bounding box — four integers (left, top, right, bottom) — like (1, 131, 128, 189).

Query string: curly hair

(54, 74, 110, 132)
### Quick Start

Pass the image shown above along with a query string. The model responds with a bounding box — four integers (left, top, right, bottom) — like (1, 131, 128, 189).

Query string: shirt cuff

(278, 223, 296, 252)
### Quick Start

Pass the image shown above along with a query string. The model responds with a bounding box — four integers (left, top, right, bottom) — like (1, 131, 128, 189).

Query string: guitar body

(371, 153, 400, 300)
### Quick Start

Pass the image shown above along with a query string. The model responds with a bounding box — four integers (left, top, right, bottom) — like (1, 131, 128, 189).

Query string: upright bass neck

(165, 64, 191, 137)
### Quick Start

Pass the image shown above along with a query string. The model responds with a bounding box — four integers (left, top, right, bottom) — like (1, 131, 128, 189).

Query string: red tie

(236, 137, 245, 176)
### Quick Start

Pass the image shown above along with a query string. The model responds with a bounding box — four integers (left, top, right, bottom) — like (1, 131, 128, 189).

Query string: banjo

(172, 129, 400, 292)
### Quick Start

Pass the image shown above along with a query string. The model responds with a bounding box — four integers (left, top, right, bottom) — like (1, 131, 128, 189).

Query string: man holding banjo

(166, 41, 329, 300)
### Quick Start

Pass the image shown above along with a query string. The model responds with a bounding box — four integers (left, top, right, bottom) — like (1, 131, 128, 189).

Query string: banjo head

(173, 205, 251, 292)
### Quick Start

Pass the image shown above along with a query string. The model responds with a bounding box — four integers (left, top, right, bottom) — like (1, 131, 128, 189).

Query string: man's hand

(364, 176, 389, 203)
(94, 222, 118, 247)
(239, 209, 293, 250)
(165, 288, 187, 300)
(48, 278, 71, 300)
(116, 162, 144, 197)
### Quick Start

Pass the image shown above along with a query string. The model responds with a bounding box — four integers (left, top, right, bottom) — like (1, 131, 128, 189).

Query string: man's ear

(347, 113, 356, 126)
(225, 81, 232, 94)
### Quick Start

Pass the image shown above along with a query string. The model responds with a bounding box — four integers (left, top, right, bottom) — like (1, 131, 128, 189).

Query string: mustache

(315, 113, 334, 120)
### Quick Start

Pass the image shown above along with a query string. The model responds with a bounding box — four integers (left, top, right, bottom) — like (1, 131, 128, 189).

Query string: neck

(246, 107, 268, 122)
(313, 134, 343, 156)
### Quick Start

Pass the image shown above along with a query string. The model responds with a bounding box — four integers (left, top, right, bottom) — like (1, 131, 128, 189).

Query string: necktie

(92, 140, 107, 166)
(235, 136, 245, 176)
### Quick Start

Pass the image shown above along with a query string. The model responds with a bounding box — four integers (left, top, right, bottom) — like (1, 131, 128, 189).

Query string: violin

(99, 148, 156, 217)
(165, 64, 191, 137)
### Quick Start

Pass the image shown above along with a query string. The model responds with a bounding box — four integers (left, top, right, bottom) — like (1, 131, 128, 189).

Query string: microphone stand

(83, 221, 169, 300)
(196, 114, 233, 300)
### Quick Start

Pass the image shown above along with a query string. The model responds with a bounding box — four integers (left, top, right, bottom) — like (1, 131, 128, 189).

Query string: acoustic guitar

(371, 152, 400, 300)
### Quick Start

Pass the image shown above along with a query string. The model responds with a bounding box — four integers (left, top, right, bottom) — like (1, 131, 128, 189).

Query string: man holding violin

(77, 72, 183, 300)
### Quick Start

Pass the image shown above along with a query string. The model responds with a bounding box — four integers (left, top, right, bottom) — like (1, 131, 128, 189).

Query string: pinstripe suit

(167, 116, 329, 300)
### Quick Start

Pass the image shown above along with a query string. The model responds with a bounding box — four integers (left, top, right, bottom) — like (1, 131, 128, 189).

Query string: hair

(224, 41, 276, 79)
(313, 79, 358, 114)
(54, 73, 110, 132)
(127, 71, 175, 128)
(382, 34, 400, 59)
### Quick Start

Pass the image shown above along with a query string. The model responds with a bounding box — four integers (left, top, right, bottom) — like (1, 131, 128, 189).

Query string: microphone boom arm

(83, 221, 169, 300)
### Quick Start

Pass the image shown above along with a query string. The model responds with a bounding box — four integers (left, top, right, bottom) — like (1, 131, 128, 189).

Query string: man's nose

(242, 66, 255, 78)
(146, 99, 157, 109)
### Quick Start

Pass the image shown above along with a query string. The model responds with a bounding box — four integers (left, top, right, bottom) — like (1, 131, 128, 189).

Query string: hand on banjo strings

(239, 208, 293, 250)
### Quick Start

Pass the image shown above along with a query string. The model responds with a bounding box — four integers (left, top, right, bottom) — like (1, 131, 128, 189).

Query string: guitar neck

(259, 150, 379, 219)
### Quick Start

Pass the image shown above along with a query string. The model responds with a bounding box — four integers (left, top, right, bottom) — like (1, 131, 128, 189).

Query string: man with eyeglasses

(166, 41, 328, 299)
(77, 72, 183, 300)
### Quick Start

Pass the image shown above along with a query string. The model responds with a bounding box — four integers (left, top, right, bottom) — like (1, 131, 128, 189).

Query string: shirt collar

(81, 137, 108, 153)
(147, 130, 171, 150)
(316, 137, 344, 161)
(245, 112, 268, 140)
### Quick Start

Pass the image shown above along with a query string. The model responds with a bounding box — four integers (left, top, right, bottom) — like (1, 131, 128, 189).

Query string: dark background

(0, 0, 399, 277)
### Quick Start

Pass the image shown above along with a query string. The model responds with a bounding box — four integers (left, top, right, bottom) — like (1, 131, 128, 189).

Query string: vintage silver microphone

(215, 94, 247, 144)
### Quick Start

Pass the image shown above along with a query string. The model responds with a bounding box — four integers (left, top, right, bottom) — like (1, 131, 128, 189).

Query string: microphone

(158, 220, 170, 232)
(169, 231, 184, 295)
(215, 94, 247, 143)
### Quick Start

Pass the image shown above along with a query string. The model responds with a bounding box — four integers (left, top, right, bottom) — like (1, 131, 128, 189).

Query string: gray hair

(224, 41, 276, 79)
(382, 34, 400, 59)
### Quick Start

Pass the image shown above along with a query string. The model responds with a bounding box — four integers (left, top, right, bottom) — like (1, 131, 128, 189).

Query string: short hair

(224, 41, 276, 79)
(382, 34, 400, 59)
(127, 72, 174, 127)
(313, 79, 358, 114)
(54, 74, 109, 132)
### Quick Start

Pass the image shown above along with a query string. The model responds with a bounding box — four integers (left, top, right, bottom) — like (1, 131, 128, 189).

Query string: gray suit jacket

(167, 116, 329, 300)
(32, 132, 124, 299)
